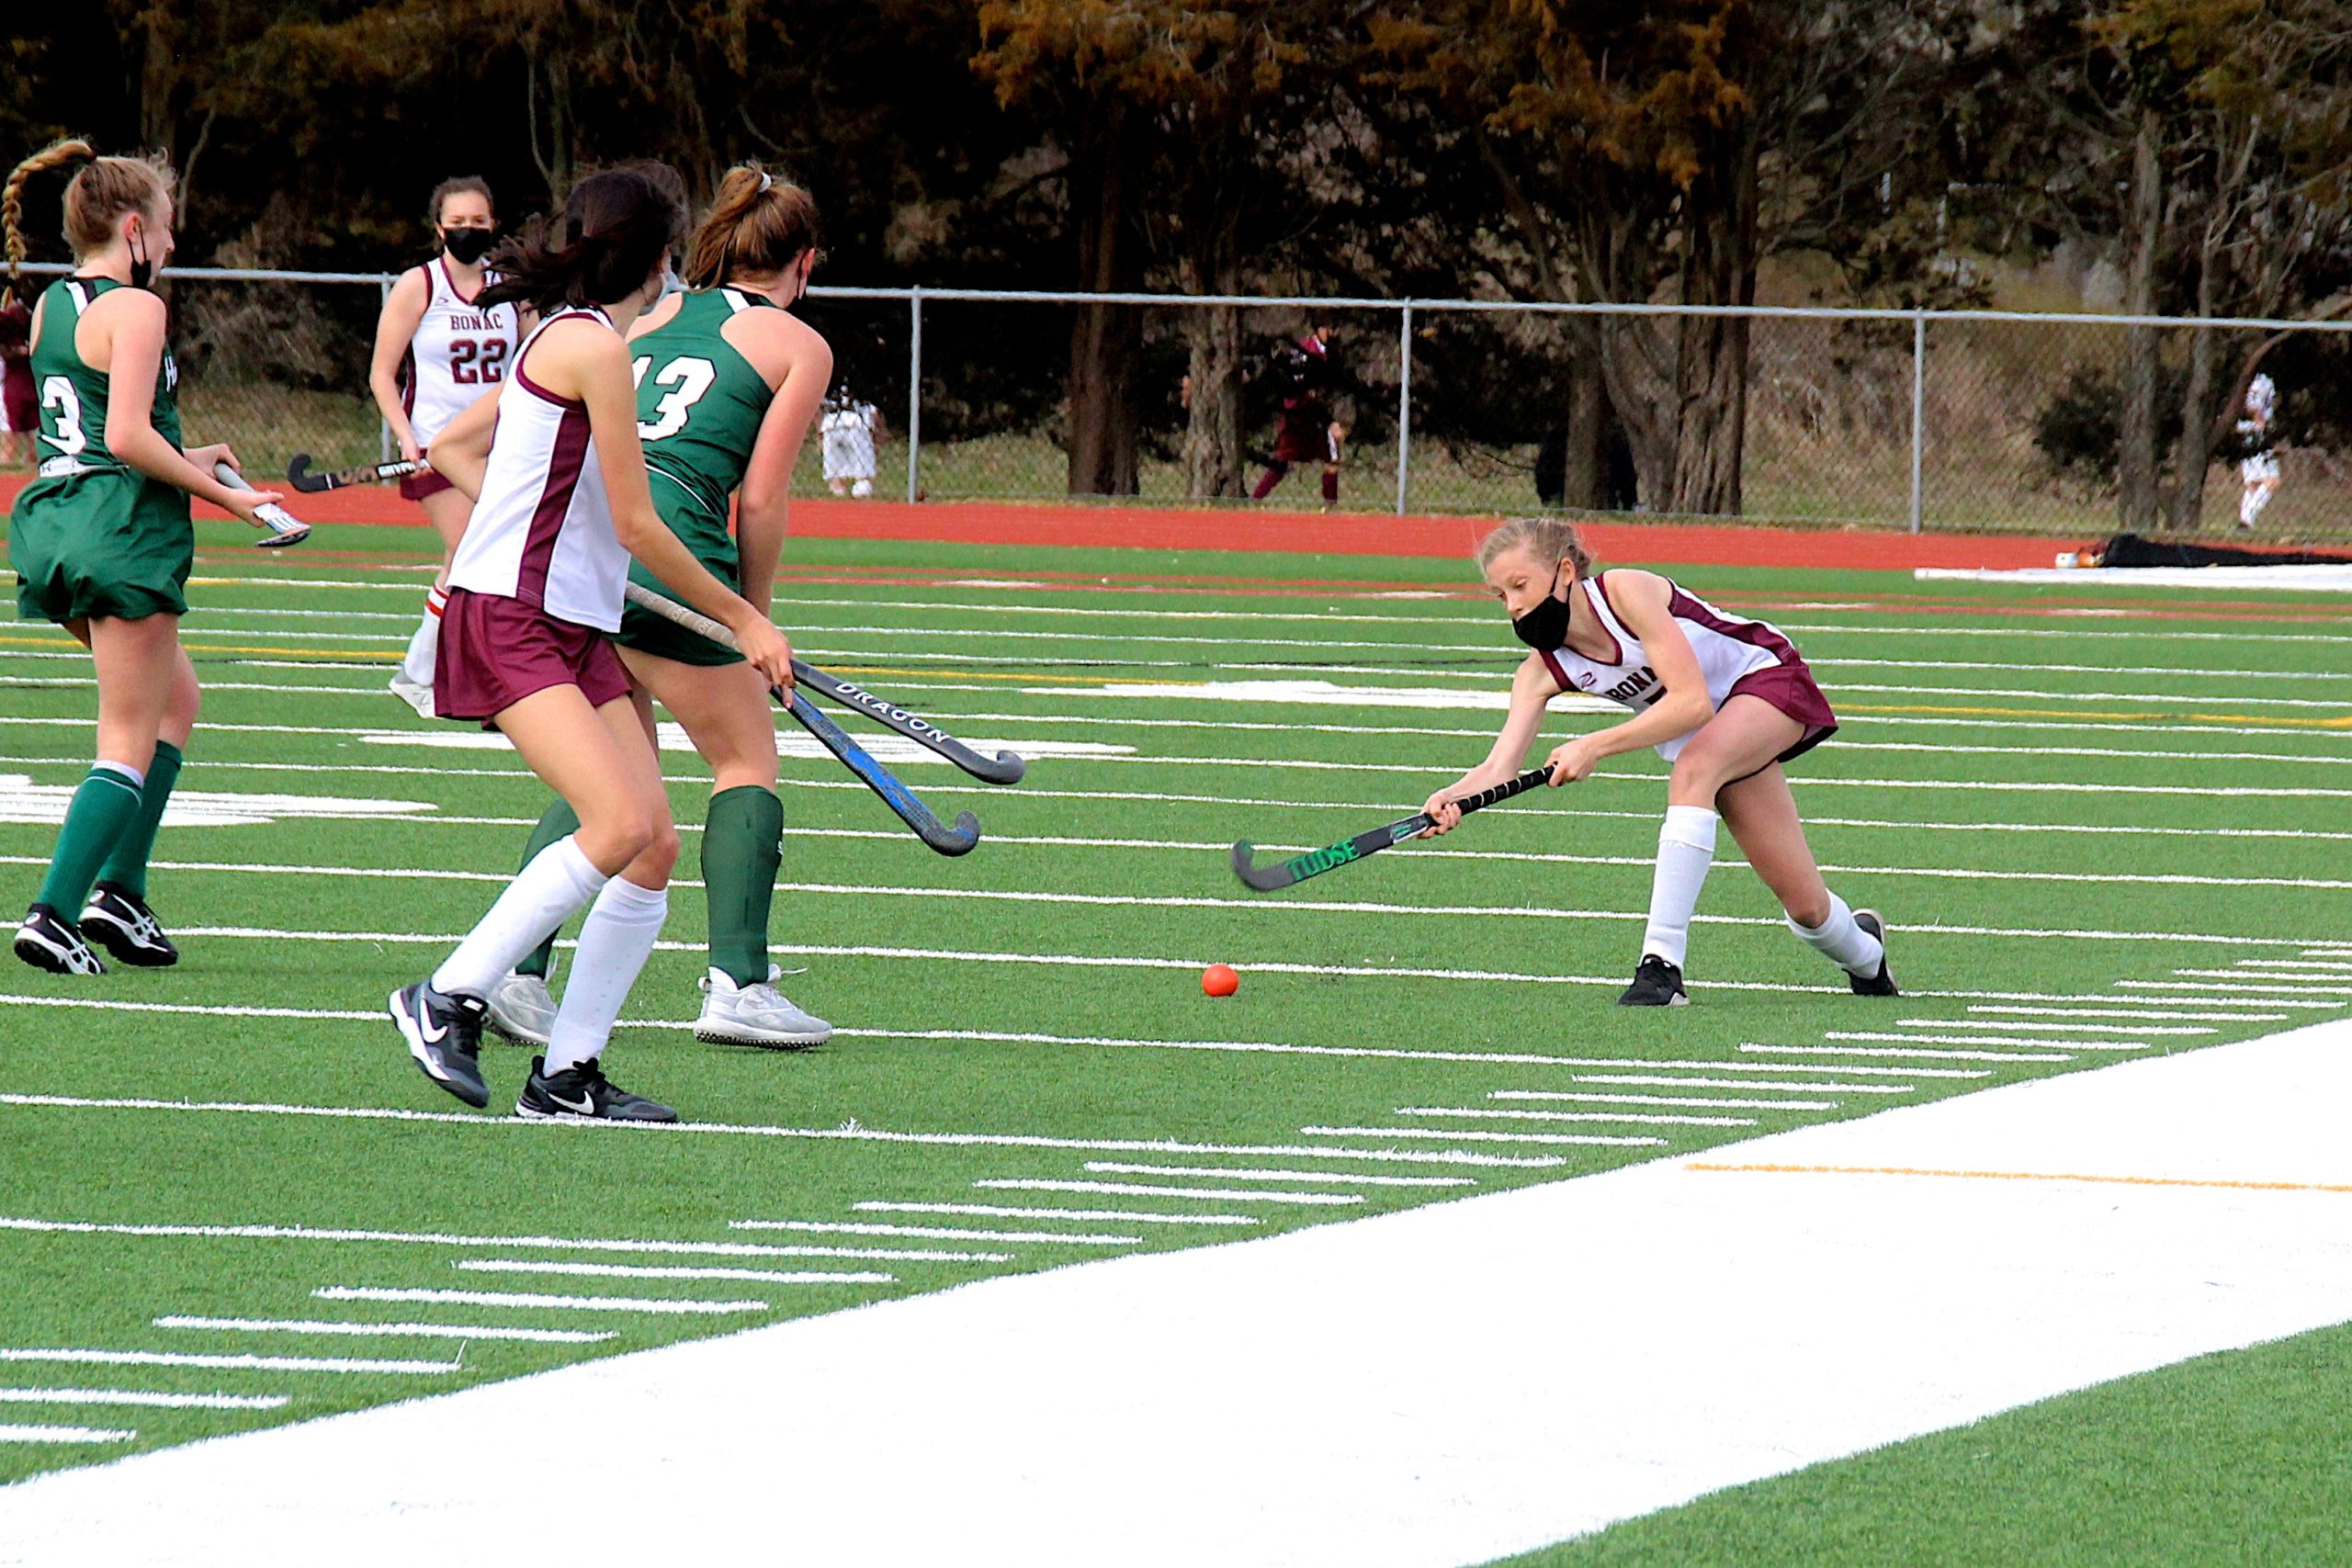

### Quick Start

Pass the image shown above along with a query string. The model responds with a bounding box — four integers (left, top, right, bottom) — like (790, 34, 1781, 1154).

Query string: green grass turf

(1486, 1320, 2352, 1568)
(0, 519, 2348, 1526)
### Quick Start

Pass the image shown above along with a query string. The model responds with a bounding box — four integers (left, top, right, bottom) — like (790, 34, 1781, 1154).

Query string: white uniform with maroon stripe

(401, 260, 522, 446)
(1534, 571, 1824, 761)
(446, 308, 627, 632)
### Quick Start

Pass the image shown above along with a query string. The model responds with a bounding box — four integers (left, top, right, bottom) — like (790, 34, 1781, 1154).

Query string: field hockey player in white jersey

(385, 165, 792, 1122)
(1422, 517, 1896, 1007)
(368, 175, 526, 716)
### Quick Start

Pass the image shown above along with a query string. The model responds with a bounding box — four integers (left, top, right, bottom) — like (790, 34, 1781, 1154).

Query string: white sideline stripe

(0, 1215, 1000, 1264)
(1560, 1076, 1915, 1095)
(732, 1221, 1148, 1245)
(1742, 1043, 2070, 1063)
(154, 1316, 612, 1345)
(454, 1261, 895, 1286)
(1894, 1017, 2213, 1037)
(1081, 1164, 1475, 1188)
(0, 1348, 454, 1374)
(1300, 1127, 1671, 1146)
(1827, 1032, 2150, 1052)
(0, 1096, 1569, 1168)
(974, 1180, 1363, 1207)
(0, 1424, 134, 1445)
(1396, 1107, 1759, 1128)
(315, 1288, 764, 1316)
(1968, 1005, 2286, 1023)
(854, 1203, 1260, 1228)
(0, 1389, 286, 1412)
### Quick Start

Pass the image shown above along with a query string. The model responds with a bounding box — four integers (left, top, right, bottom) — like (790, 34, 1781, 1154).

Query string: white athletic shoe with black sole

(516, 1055, 676, 1123)
(389, 979, 491, 1108)
(78, 883, 179, 967)
(14, 905, 105, 976)
(695, 965, 832, 1048)
(485, 970, 558, 1046)
(388, 672, 437, 720)
(1849, 908, 1899, 997)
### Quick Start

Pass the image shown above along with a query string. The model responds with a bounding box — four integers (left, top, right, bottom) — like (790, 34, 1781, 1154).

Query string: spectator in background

(2237, 372, 2280, 531)
(821, 382, 881, 497)
(1252, 323, 1345, 505)
(0, 291, 33, 470)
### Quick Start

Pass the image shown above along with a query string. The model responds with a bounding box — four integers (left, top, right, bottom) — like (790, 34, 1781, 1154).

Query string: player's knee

(1668, 751, 1725, 801)
(637, 821, 682, 883)
(1783, 889, 1832, 930)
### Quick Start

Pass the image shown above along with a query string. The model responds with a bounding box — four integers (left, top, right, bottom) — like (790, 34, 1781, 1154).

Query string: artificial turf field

(2, 518, 2349, 1561)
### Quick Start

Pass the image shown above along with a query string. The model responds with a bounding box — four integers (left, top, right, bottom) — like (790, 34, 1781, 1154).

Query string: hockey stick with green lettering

(1230, 765, 1555, 892)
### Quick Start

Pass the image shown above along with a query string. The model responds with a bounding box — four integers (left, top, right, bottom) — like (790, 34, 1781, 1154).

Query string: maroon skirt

(400, 469, 456, 502)
(435, 587, 629, 724)
(1727, 660, 1838, 765)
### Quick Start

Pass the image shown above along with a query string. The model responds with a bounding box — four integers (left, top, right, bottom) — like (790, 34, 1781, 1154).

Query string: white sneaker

(388, 672, 436, 719)
(485, 970, 557, 1046)
(695, 965, 832, 1048)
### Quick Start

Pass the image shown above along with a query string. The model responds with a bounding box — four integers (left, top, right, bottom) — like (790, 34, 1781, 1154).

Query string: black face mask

(441, 226, 496, 265)
(127, 225, 156, 290)
(1510, 564, 1573, 650)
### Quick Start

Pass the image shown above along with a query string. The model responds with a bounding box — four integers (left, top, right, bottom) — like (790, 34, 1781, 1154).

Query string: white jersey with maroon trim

(1534, 571, 1805, 761)
(446, 308, 626, 633)
(402, 260, 522, 447)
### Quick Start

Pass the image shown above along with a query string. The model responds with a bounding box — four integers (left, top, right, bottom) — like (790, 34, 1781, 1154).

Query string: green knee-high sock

(96, 739, 182, 899)
(513, 798, 582, 980)
(702, 785, 782, 987)
(36, 765, 145, 914)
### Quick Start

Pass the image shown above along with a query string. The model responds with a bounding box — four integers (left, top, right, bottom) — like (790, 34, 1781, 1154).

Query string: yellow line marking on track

(1842, 701, 2352, 730)
(0, 635, 398, 663)
(1687, 1161, 2352, 1194)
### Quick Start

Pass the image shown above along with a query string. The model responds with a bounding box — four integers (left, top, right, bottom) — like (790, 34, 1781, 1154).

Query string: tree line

(8, 0, 2350, 525)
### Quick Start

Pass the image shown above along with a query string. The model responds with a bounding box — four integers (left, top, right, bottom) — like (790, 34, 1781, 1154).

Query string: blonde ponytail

(2, 138, 174, 309)
(1476, 516, 1595, 581)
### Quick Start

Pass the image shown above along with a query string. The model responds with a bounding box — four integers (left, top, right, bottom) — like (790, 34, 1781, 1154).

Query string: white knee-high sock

(432, 836, 607, 999)
(1640, 806, 1719, 969)
(1789, 892, 1885, 976)
(400, 587, 447, 685)
(546, 876, 669, 1074)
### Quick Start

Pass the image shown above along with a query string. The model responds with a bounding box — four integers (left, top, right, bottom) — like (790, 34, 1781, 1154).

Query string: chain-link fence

(14, 264, 2351, 541)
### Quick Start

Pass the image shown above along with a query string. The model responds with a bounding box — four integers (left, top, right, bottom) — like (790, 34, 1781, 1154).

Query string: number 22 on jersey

(633, 355, 717, 441)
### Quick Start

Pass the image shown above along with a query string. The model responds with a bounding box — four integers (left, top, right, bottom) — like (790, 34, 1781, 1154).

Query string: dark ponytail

(480, 164, 682, 313)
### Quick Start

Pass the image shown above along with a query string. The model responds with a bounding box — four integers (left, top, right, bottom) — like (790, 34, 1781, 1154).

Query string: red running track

(0, 476, 2108, 571)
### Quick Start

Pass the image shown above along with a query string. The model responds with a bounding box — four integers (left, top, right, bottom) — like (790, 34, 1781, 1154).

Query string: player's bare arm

(367, 266, 432, 461)
(85, 288, 282, 525)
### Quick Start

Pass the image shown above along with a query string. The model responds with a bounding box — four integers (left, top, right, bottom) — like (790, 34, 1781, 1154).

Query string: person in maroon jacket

(0, 292, 34, 469)
(1251, 323, 1345, 504)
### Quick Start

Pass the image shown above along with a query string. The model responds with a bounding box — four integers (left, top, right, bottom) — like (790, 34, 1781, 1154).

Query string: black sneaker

(79, 883, 179, 967)
(14, 905, 105, 976)
(1618, 954, 1688, 1007)
(516, 1055, 677, 1123)
(1849, 908, 1899, 997)
(389, 980, 490, 1108)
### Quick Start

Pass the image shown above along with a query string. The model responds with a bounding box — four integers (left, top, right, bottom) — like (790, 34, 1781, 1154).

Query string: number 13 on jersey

(633, 355, 717, 441)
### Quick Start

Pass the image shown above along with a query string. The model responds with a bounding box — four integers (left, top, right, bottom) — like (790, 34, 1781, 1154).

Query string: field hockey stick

(622, 581, 981, 856)
(210, 460, 311, 548)
(1230, 764, 1556, 892)
(287, 452, 425, 492)
(789, 664, 1026, 784)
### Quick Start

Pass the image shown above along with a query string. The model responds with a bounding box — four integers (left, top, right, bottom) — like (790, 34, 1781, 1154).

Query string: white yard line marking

(0, 1348, 454, 1375)
(1827, 1031, 2151, 1052)
(1968, 1005, 2285, 1023)
(315, 1288, 765, 1316)
(1894, 1017, 2213, 1037)
(731, 1220, 1145, 1246)
(853, 1203, 1259, 1228)
(1558, 1076, 1915, 1095)
(2233, 960, 2352, 973)
(974, 1180, 1363, 1207)
(2116, 981, 2336, 998)
(0, 1424, 134, 1445)
(2165, 970, 2352, 990)
(1479, 1090, 1838, 1110)
(1396, 1107, 1759, 1127)
(1741, 1043, 2069, 1063)
(0, 1389, 286, 1412)
(1080, 1164, 1474, 1188)
(454, 1261, 895, 1286)
(1300, 1127, 1670, 1146)
(0, 1215, 1001, 1264)
(154, 1317, 613, 1345)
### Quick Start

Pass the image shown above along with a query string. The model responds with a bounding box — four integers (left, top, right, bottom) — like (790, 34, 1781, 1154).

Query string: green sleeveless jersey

(629, 287, 780, 564)
(30, 276, 184, 474)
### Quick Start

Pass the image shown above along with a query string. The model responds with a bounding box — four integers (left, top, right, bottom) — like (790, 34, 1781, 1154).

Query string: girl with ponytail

(487, 163, 838, 1052)
(5, 139, 288, 976)
(384, 164, 792, 1124)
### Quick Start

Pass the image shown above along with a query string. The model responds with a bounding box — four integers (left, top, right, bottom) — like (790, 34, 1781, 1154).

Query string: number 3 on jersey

(633, 355, 718, 441)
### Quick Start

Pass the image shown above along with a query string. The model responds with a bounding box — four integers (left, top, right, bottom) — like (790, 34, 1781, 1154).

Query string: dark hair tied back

(479, 165, 682, 313)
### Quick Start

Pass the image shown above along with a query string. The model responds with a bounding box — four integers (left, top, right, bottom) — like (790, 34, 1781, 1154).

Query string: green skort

(616, 552, 745, 668)
(11, 467, 195, 625)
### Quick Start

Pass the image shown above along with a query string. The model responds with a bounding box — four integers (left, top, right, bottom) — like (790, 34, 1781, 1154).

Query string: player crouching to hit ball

(1422, 518, 1896, 1007)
